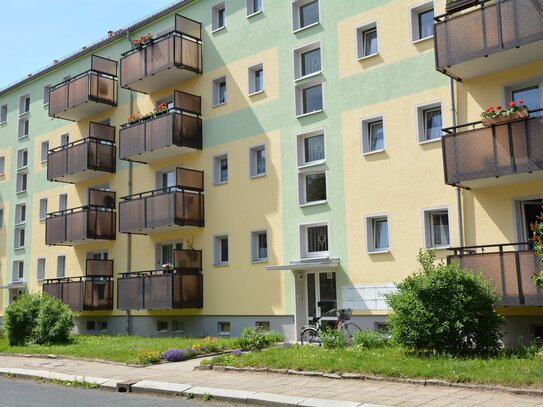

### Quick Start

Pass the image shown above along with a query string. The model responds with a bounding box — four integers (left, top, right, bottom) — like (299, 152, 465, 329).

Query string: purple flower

(282, 340, 292, 348)
(162, 348, 186, 362)
(229, 349, 242, 357)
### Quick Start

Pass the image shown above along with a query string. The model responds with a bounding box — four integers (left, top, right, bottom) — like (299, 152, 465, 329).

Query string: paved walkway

(0, 354, 542, 407)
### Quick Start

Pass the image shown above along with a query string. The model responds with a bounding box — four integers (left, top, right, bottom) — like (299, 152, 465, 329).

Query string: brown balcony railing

(119, 91, 202, 163)
(86, 259, 114, 277)
(49, 55, 118, 121)
(117, 270, 203, 310)
(120, 14, 202, 93)
(174, 249, 202, 271)
(47, 122, 116, 183)
(43, 277, 114, 311)
(441, 109, 543, 188)
(448, 243, 543, 306)
(435, 0, 543, 80)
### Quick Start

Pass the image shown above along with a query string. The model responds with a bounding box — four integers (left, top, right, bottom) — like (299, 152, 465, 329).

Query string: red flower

(486, 106, 493, 112)
(496, 105, 502, 110)
(518, 99, 524, 104)
(509, 101, 516, 107)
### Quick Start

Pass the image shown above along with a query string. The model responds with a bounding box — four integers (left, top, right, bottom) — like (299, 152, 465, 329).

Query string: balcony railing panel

(176, 14, 201, 40)
(173, 273, 203, 308)
(176, 191, 205, 226)
(46, 207, 116, 245)
(448, 244, 543, 306)
(442, 114, 543, 186)
(174, 249, 203, 271)
(89, 121, 115, 142)
(86, 259, 114, 277)
(117, 277, 144, 310)
(118, 198, 146, 232)
(43, 277, 113, 311)
(88, 189, 116, 208)
(176, 167, 204, 192)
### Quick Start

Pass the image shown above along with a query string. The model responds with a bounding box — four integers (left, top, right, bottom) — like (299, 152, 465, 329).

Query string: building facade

(0, 0, 541, 344)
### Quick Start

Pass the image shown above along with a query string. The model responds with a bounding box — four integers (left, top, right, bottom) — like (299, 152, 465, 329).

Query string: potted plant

(127, 113, 140, 124)
(480, 100, 528, 126)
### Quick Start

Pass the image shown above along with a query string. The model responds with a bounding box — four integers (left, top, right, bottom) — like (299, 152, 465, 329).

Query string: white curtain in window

(374, 219, 388, 249)
(431, 213, 449, 245)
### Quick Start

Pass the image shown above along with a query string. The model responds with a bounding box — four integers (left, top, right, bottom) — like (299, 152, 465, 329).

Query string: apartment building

(0, 0, 541, 344)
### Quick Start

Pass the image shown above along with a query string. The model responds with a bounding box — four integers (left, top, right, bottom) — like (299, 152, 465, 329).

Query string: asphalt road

(0, 377, 241, 407)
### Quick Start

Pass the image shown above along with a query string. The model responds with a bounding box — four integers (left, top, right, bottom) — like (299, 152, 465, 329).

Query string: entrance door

(517, 199, 542, 248)
(306, 271, 337, 327)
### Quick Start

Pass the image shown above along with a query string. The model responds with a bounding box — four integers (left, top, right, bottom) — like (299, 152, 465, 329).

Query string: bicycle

(300, 308, 362, 345)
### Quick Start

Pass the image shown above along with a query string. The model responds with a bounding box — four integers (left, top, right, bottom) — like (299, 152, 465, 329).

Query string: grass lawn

(209, 345, 543, 388)
(0, 335, 239, 364)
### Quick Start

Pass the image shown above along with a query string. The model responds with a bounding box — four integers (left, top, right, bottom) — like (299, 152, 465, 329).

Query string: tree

(386, 250, 504, 356)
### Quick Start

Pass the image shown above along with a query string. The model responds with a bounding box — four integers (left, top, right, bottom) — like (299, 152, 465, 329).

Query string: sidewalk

(0, 354, 542, 407)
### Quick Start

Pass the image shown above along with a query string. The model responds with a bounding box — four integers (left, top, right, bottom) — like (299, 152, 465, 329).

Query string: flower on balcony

(162, 263, 173, 270)
(481, 101, 528, 119)
(155, 103, 168, 113)
(127, 113, 140, 123)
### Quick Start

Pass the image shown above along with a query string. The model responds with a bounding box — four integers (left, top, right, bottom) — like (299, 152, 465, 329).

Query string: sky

(0, 0, 182, 89)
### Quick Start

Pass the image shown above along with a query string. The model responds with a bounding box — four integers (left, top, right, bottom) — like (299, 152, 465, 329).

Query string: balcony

(120, 14, 202, 94)
(119, 168, 204, 234)
(117, 270, 203, 310)
(46, 190, 116, 246)
(435, 0, 543, 80)
(47, 122, 116, 183)
(119, 91, 202, 163)
(49, 55, 118, 121)
(43, 277, 114, 311)
(448, 243, 543, 306)
(441, 110, 543, 188)
(85, 258, 114, 277)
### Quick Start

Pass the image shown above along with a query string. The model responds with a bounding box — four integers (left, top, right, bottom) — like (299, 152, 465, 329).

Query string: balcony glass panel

(43, 277, 113, 311)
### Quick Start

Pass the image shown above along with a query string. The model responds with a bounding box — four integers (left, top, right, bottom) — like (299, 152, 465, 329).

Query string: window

(366, 215, 389, 253)
(423, 208, 451, 248)
(16, 148, 28, 171)
(41, 141, 49, 162)
(172, 320, 185, 332)
(0, 156, 4, 175)
(98, 321, 108, 332)
(361, 116, 385, 154)
(57, 255, 66, 278)
(249, 145, 266, 177)
(301, 223, 329, 258)
(61, 133, 70, 146)
(86, 321, 96, 331)
(248, 63, 264, 94)
(509, 83, 542, 117)
(296, 82, 323, 116)
(213, 154, 228, 184)
(356, 22, 378, 59)
(213, 76, 227, 106)
(43, 84, 51, 106)
(255, 321, 270, 331)
(251, 230, 268, 262)
(37, 258, 45, 281)
(16, 173, 27, 193)
(212, 2, 226, 32)
(300, 171, 327, 204)
(293, 42, 321, 80)
(156, 241, 183, 268)
(14, 228, 25, 249)
(218, 321, 231, 334)
(417, 102, 442, 142)
(0, 104, 7, 124)
(18, 119, 29, 139)
(293, 0, 319, 31)
(298, 131, 325, 166)
(15, 203, 26, 225)
(157, 321, 169, 332)
(12, 261, 24, 282)
(214, 235, 229, 265)
(247, 0, 262, 16)
(157, 169, 176, 192)
(0, 208, 3, 229)
(19, 95, 30, 115)
(39, 198, 48, 220)
(411, 3, 434, 42)
(59, 193, 68, 212)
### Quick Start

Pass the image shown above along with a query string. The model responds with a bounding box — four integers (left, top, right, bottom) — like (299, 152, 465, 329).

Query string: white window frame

(248, 63, 264, 95)
(39, 198, 48, 221)
(12, 260, 24, 282)
(297, 129, 326, 168)
(218, 321, 231, 334)
(14, 203, 26, 225)
(503, 77, 543, 113)
(293, 41, 322, 81)
(416, 101, 443, 144)
(16, 173, 28, 194)
(249, 144, 266, 178)
(212, 2, 226, 32)
(356, 21, 379, 60)
(0, 104, 7, 124)
(422, 206, 451, 249)
(16, 148, 28, 171)
(43, 84, 51, 106)
(14, 227, 25, 249)
(0, 156, 5, 176)
(19, 94, 30, 116)
(213, 153, 228, 185)
(300, 222, 329, 259)
(214, 234, 229, 266)
(298, 170, 327, 206)
(295, 80, 324, 117)
(250, 229, 268, 262)
(292, 0, 320, 32)
(59, 193, 68, 212)
(41, 141, 49, 163)
(57, 255, 66, 278)
(37, 258, 46, 281)
(212, 76, 227, 106)
(361, 115, 385, 155)
(18, 118, 29, 139)
(365, 214, 390, 253)
(61, 133, 70, 146)
(247, 0, 263, 17)
(410, 1, 434, 43)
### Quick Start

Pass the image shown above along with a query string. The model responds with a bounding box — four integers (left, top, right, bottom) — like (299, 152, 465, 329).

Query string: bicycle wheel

(340, 322, 362, 340)
(300, 328, 321, 345)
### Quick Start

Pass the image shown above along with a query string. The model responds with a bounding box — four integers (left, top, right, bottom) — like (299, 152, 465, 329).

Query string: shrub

(133, 350, 161, 365)
(162, 348, 187, 362)
(353, 330, 389, 348)
(386, 250, 504, 356)
(321, 328, 348, 349)
(236, 327, 283, 351)
(4, 293, 74, 346)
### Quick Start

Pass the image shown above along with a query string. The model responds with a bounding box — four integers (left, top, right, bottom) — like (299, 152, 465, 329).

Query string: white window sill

(249, 173, 266, 179)
(427, 245, 451, 251)
(300, 254, 330, 260)
(17, 166, 28, 172)
(362, 148, 385, 156)
(293, 21, 320, 34)
(43, 103, 49, 107)
(248, 90, 265, 97)
(418, 137, 442, 145)
(247, 10, 262, 18)
(213, 262, 229, 267)
(296, 109, 323, 119)
(14, 222, 25, 227)
(0, 173, 5, 177)
(357, 52, 379, 62)
(212, 101, 227, 108)
(16, 190, 27, 194)
(14, 246, 25, 250)
(299, 200, 327, 208)
(0, 121, 6, 125)
(213, 180, 228, 186)
(368, 249, 390, 255)
(298, 160, 326, 171)
(251, 259, 268, 264)
(412, 35, 433, 45)
(39, 218, 46, 222)
(18, 112, 30, 117)
(18, 135, 29, 140)
(40, 159, 48, 164)
(294, 71, 322, 83)
(211, 26, 226, 34)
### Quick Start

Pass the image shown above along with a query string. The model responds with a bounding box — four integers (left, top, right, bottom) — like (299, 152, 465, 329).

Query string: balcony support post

(507, 123, 517, 173)
(514, 251, 525, 305)
(495, 0, 503, 50)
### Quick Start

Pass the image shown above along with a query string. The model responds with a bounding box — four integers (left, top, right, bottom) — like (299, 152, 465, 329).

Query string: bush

(133, 350, 161, 365)
(4, 293, 74, 346)
(162, 348, 187, 362)
(321, 328, 348, 349)
(353, 330, 389, 349)
(236, 327, 284, 351)
(386, 250, 504, 357)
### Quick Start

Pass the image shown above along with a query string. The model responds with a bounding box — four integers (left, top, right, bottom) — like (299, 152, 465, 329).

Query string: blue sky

(0, 0, 181, 89)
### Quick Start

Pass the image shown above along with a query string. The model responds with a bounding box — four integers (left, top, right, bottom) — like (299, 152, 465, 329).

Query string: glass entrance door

(306, 271, 337, 326)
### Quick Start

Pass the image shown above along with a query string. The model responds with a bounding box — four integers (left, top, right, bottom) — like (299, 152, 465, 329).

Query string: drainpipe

(450, 77, 464, 247)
